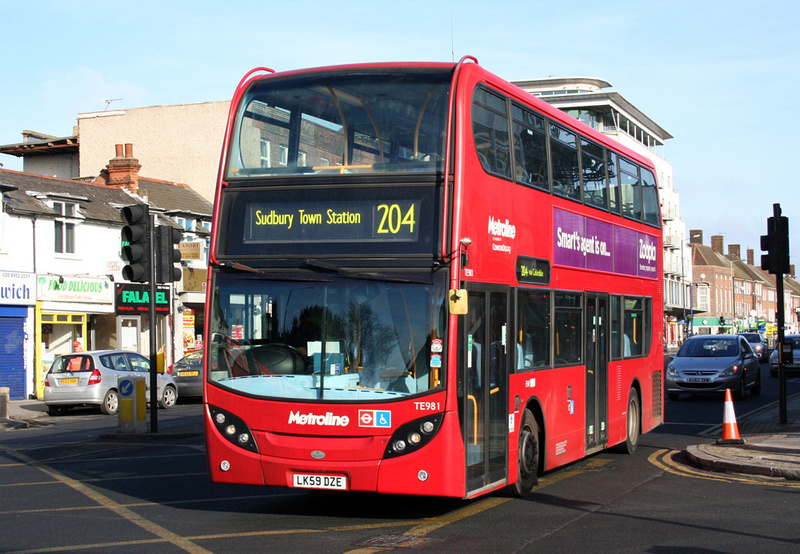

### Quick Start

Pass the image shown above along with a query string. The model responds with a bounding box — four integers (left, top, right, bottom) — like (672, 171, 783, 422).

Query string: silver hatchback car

(44, 349, 178, 416)
(666, 334, 762, 401)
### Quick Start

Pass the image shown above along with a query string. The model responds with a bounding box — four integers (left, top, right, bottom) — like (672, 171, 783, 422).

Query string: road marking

(0, 444, 614, 552)
(343, 456, 614, 553)
(648, 448, 800, 487)
(0, 445, 212, 554)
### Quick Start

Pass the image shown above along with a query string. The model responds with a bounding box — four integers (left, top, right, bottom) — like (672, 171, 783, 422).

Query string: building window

(260, 139, 271, 168)
(53, 201, 75, 254)
(697, 285, 710, 312)
(176, 217, 193, 232)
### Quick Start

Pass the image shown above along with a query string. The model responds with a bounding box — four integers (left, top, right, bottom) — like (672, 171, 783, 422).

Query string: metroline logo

(288, 410, 350, 427)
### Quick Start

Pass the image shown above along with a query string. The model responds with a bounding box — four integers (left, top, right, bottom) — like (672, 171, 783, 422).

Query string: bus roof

(230, 58, 656, 173)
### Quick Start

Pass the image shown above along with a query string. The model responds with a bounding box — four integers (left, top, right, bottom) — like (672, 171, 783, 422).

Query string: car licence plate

(687, 377, 710, 383)
(60, 378, 78, 385)
(292, 473, 348, 490)
(179, 370, 199, 377)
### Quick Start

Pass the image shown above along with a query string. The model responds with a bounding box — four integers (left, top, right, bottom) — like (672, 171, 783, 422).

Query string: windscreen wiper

(302, 259, 435, 284)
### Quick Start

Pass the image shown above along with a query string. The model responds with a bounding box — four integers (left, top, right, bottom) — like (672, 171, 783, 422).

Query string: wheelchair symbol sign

(358, 409, 391, 428)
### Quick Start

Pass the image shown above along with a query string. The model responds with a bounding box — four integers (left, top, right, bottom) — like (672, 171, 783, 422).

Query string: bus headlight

(383, 413, 443, 459)
(209, 405, 259, 453)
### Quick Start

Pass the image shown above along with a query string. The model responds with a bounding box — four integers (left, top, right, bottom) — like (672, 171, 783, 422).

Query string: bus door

(585, 292, 609, 452)
(461, 285, 509, 496)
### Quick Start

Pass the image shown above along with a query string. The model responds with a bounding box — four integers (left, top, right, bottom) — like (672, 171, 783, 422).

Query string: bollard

(0, 387, 9, 419)
(118, 377, 146, 433)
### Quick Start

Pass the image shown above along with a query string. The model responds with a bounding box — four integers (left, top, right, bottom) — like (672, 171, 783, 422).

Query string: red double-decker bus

(204, 57, 663, 498)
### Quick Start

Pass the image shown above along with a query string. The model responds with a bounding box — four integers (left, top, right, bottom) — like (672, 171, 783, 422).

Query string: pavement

(683, 392, 800, 480)
(3, 394, 800, 480)
(0, 397, 204, 438)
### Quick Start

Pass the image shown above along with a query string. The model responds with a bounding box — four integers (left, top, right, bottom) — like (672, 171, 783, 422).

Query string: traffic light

(760, 206, 790, 275)
(156, 226, 183, 283)
(120, 204, 151, 282)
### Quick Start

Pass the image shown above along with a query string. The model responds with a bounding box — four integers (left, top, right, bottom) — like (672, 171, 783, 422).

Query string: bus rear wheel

(614, 388, 640, 454)
(513, 409, 540, 498)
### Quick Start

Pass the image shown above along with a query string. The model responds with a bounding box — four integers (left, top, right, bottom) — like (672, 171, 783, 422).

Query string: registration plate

(292, 473, 348, 490)
(179, 370, 199, 377)
(60, 378, 78, 385)
(687, 377, 710, 383)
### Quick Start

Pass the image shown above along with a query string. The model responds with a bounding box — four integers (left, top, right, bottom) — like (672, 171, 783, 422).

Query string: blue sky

(3, 0, 799, 262)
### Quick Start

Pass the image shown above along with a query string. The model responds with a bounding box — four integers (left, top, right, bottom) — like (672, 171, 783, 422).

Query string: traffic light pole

(771, 203, 788, 424)
(148, 214, 159, 434)
(121, 204, 183, 434)
(777, 258, 786, 424)
(761, 203, 790, 424)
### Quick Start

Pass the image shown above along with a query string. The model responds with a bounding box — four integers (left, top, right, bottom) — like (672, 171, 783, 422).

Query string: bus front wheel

(513, 409, 540, 498)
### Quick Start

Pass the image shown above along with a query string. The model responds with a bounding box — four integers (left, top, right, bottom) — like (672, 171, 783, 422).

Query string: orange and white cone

(718, 388, 745, 444)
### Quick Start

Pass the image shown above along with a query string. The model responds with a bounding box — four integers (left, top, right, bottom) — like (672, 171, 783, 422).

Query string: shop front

(36, 275, 115, 398)
(178, 267, 207, 358)
(0, 271, 36, 400)
(115, 281, 171, 362)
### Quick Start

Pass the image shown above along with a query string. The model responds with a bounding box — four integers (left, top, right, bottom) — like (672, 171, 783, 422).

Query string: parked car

(171, 351, 203, 399)
(738, 332, 769, 362)
(666, 334, 761, 401)
(44, 350, 178, 416)
(768, 334, 800, 377)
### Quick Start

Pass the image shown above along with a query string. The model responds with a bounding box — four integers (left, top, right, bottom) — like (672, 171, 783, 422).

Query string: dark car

(666, 334, 761, 401)
(171, 351, 203, 398)
(768, 334, 800, 377)
(738, 332, 769, 362)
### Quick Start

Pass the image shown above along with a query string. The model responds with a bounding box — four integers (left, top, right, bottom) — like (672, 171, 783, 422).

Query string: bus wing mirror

(449, 289, 468, 315)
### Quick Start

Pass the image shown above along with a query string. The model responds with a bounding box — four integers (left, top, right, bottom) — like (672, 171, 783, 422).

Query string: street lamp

(685, 278, 710, 338)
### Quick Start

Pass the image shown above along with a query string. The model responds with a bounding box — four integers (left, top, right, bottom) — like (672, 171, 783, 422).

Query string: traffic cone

(717, 388, 745, 445)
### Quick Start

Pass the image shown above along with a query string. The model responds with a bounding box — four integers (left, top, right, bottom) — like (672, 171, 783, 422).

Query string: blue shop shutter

(0, 318, 25, 400)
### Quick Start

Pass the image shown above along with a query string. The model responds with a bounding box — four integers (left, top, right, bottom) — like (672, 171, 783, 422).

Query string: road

(2, 363, 799, 553)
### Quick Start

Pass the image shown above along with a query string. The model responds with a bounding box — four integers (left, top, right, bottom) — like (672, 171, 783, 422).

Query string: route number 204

(376, 203, 416, 235)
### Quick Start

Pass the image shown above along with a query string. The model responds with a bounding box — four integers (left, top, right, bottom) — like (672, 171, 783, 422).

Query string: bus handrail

(445, 55, 478, 290)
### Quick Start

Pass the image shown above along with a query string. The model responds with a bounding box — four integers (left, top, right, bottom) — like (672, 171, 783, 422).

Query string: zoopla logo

(639, 239, 657, 263)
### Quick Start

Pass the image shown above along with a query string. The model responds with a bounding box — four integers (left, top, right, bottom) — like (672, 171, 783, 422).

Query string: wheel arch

(521, 395, 546, 474)
(628, 377, 643, 429)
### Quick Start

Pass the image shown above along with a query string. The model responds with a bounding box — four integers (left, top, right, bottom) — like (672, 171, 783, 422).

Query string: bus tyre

(615, 388, 640, 454)
(513, 409, 540, 498)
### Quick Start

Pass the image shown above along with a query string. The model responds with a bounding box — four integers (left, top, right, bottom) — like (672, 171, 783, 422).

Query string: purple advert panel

(553, 208, 658, 279)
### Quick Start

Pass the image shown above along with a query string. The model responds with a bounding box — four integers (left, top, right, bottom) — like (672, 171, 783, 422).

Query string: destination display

(217, 185, 441, 260)
(516, 256, 551, 285)
(245, 199, 420, 243)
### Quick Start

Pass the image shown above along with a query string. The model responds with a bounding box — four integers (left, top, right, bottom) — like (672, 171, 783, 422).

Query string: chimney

(728, 244, 741, 260)
(711, 235, 724, 254)
(689, 229, 703, 244)
(104, 143, 141, 194)
(747, 248, 754, 265)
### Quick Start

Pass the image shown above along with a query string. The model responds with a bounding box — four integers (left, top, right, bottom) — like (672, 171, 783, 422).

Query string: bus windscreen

(207, 271, 448, 401)
(227, 69, 453, 178)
